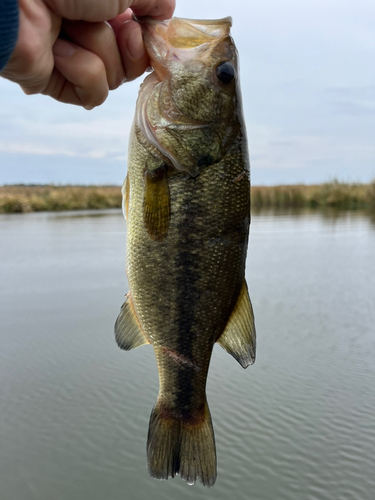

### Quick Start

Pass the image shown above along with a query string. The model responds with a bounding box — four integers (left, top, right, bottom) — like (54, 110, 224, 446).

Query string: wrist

(0, 0, 19, 71)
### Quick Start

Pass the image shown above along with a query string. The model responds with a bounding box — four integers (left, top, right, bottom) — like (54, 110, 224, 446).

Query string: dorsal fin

(216, 280, 256, 368)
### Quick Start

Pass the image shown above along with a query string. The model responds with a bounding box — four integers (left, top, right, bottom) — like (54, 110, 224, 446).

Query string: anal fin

(115, 294, 149, 350)
(217, 280, 256, 368)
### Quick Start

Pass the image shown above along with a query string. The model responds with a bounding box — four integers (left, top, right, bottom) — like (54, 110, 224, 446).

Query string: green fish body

(115, 17, 256, 487)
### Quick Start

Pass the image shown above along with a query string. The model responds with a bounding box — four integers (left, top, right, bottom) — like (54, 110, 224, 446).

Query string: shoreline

(1, 181, 374, 213)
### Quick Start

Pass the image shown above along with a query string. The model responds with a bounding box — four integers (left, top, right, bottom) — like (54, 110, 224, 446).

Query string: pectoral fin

(115, 294, 150, 350)
(143, 162, 170, 241)
(217, 280, 256, 368)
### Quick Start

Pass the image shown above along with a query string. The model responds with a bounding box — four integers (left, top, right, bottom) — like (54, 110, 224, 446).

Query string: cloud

(329, 101, 375, 117)
(0, 111, 134, 160)
(0, 77, 137, 162)
(0, 142, 109, 159)
(323, 85, 375, 100)
(1, 0, 374, 185)
(0, 142, 77, 157)
(320, 85, 375, 117)
(248, 125, 375, 171)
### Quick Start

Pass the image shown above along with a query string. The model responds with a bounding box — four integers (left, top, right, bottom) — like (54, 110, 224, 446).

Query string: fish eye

(215, 61, 235, 84)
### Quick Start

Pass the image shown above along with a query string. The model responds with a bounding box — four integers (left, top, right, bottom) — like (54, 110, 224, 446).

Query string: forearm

(0, 0, 19, 71)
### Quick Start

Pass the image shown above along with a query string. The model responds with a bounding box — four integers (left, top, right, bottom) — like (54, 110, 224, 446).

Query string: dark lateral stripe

(175, 182, 202, 418)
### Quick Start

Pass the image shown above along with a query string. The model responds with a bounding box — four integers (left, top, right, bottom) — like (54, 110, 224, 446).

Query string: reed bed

(0, 181, 374, 213)
(251, 181, 375, 210)
(0, 185, 122, 213)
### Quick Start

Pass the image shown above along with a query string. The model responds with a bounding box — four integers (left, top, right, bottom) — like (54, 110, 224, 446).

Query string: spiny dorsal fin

(216, 280, 256, 368)
(115, 294, 150, 350)
(143, 165, 170, 241)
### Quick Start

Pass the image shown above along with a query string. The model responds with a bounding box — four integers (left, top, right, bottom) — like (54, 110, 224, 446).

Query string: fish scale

(115, 16, 256, 487)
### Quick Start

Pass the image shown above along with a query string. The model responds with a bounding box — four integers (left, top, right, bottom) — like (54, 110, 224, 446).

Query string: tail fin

(147, 399, 217, 487)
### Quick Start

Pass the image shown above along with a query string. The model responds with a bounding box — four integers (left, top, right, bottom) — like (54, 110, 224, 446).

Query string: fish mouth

(139, 16, 232, 80)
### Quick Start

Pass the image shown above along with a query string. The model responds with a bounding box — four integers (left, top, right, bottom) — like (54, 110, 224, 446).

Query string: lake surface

(1, 209, 374, 500)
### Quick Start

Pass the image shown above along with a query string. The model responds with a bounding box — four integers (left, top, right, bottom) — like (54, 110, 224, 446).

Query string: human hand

(0, 0, 175, 109)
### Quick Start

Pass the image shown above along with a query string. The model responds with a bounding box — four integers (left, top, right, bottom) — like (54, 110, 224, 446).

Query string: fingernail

(53, 40, 75, 58)
(74, 87, 94, 110)
(127, 28, 144, 59)
(109, 77, 127, 91)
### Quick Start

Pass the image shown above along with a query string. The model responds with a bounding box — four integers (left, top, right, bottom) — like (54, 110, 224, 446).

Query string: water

(1, 209, 374, 500)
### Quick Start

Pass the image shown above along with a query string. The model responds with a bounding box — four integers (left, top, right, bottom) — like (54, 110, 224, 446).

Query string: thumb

(43, 0, 175, 22)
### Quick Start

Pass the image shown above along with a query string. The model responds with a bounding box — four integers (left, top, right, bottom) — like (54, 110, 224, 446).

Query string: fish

(115, 16, 256, 487)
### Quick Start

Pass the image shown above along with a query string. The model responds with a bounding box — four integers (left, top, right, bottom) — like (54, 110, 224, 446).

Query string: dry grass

(0, 185, 122, 213)
(0, 181, 374, 213)
(251, 181, 375, 210)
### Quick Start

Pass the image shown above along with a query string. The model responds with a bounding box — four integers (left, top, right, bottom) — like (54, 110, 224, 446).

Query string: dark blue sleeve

(0, 0, 19, 71)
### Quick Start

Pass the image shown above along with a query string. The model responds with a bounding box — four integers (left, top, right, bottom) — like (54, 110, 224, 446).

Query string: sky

(0, 0, 374, 186)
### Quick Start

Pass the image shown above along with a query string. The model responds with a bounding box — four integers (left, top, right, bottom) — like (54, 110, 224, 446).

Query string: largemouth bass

(115, 16, 256, 487)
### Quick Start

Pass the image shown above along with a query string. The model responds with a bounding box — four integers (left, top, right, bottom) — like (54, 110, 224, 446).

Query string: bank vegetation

(1, 181, 374, 213)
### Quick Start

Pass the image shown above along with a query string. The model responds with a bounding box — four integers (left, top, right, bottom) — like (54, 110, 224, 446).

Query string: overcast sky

(0, 0, 374, 186)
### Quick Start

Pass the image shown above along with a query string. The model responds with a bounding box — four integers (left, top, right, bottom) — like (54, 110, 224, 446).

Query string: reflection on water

(1, 209, 375, 500)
